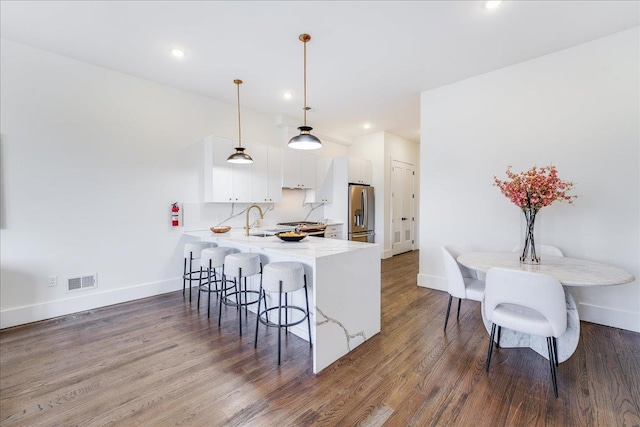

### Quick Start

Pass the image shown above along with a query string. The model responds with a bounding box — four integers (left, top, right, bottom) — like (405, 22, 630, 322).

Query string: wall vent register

(68, 274, 97, 292)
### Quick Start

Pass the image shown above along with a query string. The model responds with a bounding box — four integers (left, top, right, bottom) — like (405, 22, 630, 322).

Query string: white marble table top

(457, 252, 635, 287)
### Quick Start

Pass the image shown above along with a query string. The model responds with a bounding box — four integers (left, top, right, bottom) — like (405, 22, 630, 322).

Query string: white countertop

(457, 252, 635, 287)
(184, 229, 378, 260)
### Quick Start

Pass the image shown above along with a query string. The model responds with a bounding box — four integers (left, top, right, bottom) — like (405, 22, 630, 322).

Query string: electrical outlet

(48, 276, 57, 287)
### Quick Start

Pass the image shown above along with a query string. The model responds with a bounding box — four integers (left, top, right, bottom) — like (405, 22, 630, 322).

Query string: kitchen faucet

(245, 204, 264, 236)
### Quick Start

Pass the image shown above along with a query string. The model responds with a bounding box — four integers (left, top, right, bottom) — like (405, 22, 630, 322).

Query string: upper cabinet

(203, 136, 282, 203)
(282, 149, 317, 189)
(251, 145, 282, 202)
(348, 157, 372, 185)
(311, 156, 333, 203)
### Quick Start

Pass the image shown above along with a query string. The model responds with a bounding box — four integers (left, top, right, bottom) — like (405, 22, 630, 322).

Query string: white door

(391, 160, 415, 255)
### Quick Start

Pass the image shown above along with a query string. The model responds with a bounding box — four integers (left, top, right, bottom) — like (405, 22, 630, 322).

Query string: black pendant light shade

(288, 33, 322, 150)
(227, 146, 253, 164)
(227, 79, 253, 164)
(288, 126, 322, 150)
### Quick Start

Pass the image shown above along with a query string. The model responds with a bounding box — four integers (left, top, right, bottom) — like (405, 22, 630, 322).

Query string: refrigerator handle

(362, 189, 367, 229)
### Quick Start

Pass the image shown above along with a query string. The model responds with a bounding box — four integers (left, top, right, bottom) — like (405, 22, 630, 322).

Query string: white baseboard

(417, 273, 447, 292)
(0, 278, 181, 329)
(578, 302, 640, 333)
(382, 249, 393, 259)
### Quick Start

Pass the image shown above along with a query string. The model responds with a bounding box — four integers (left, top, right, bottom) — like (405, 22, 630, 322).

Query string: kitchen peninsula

(184, 230, 381, 373)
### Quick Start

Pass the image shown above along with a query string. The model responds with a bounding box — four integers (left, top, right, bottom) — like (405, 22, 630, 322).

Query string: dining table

(456, 252, 635, 363)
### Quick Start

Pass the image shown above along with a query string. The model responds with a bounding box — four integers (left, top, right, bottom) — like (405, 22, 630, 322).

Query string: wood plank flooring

(1, 250, 639, 426)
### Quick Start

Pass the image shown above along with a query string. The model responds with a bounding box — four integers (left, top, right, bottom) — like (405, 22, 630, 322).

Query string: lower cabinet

(325, 224, 344, 239)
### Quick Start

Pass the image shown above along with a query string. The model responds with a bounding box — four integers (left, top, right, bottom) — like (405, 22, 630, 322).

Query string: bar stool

(183, 242, 214, 302)
(220, 253, 262, 336)
(199, 247, 235, 318)
(254, 261, 312, 365)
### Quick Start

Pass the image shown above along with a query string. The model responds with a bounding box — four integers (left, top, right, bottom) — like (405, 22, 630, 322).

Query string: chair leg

(553, 337, 559, 367)
(304, 275, 312, 348)
(486, 323, 497, 372)
(277, 285, 283, 366)
(183, 258, 187, 296)
(207, 267, 212, 319)
(444, 295, 453, 331)
(218, 273, 228, 328)
(495, 325, 502, 348)
(254, 284, 263, 349)
(238, 270, 244, 337)
(547, 337, 559, 398)
(456, 298, 461, 320)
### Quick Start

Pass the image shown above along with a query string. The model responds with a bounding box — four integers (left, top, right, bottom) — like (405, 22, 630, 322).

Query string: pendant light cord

(235, 79, 242, 148)
(303, 38, 307, 127)
(299, 33, 311, 127)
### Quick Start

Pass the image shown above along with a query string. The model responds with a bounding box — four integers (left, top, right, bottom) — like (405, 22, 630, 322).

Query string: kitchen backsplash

(182, 189, 327, 231)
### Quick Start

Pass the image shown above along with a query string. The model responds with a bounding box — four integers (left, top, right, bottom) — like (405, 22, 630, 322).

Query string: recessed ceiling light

(171, 48, 185, 58)
(363, 123, 371, 130)
(484, 1, 502, 9)
(283, 92, 293, 100)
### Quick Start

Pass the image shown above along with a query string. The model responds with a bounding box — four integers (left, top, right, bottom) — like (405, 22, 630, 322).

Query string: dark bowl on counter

(275, 232, 307, 242)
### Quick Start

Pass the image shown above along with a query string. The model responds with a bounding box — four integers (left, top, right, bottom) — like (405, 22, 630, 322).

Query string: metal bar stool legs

(255, 262, 312, 366)
(183, 242, 213, 303)
(220, 253, 262, 336)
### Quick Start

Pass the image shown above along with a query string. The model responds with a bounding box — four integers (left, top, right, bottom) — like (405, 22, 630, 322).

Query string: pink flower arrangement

(493, 165, 578, 211)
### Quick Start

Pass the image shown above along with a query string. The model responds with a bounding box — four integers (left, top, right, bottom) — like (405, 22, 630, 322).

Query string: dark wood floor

(1, 250, 639, 426)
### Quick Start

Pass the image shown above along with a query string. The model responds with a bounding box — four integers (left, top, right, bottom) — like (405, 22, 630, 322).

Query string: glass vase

(520, 207, 540, 264)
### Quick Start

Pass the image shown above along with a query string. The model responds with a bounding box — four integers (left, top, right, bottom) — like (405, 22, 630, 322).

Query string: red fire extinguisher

(171, 202, 180, 227)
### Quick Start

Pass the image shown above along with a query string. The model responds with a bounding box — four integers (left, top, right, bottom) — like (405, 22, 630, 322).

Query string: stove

(277, 221, 326, 236)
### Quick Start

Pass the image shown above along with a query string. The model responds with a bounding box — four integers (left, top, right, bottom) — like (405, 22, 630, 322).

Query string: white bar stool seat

(254, 261, 312, 365)
(199, 247, 235, 318)
(183, 242, 214, 302)
(220, 252, 262, 336)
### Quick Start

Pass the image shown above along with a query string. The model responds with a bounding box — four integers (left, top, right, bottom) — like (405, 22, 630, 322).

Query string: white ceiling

(1, 1, 638, 144)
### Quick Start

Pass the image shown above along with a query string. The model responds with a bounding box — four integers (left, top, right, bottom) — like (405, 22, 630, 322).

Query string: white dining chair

(441, 246, 485, 331)
(511, 244, 564, 257)
(484, 267, 567, 398)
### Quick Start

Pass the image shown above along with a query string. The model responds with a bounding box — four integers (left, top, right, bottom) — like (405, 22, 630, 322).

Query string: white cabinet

(282, 149, 317, 189)
(203, 136, 282, 203)
(324, 223, 343, 239)
(266, 146, 283, 202)
(308, 156, 333, 203)
(205, 137, 251, 203)
(348, 157, 372, 185)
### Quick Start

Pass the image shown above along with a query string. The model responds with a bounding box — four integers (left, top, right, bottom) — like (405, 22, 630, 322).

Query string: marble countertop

(457, 252, 635, 287)
(184, 229, 378, 260)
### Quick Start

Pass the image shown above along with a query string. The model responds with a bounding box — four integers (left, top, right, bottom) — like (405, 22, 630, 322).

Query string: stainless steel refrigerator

(348, 184, 375, 243)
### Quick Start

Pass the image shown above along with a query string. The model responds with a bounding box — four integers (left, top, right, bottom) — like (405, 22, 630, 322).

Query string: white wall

(419, 28, 639, 332)
(0, 39, 346, 328)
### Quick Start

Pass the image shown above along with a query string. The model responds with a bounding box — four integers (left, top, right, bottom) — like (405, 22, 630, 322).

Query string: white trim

(417, 273, 447, 292)
(382, 249, 393, 259)
(0, 278, 181, 329)
(578, 303, 640, 333)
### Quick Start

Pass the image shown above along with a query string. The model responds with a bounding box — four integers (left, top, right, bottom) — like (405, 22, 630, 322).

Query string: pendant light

(288, 33, 322, 150)
(227, 79, 253, 164)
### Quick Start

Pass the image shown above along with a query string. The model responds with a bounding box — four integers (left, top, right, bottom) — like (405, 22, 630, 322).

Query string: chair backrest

(511, 244, 564, 257)
(484, 267, 567, 337)
(441, 246, 477, 299)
